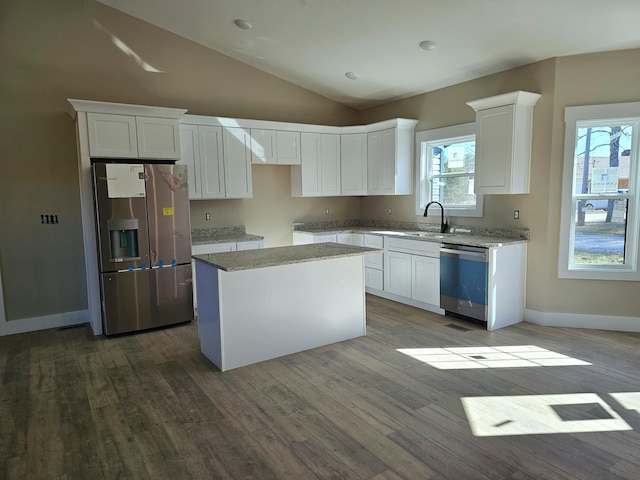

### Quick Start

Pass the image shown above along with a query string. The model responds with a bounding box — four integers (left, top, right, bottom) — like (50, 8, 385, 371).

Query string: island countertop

(193, 242, 381, 272)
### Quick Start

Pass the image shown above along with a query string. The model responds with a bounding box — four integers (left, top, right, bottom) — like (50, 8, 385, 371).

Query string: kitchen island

(193, 243, 380, 371)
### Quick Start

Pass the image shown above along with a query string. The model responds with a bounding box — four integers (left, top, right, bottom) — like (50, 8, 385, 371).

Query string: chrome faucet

(423, 201, 448, 233)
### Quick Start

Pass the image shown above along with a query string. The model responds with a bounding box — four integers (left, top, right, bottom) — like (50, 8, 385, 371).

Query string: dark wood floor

(2, 295, 640, 479)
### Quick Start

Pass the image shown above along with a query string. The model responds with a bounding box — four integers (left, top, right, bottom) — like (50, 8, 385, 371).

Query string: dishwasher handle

(440, 247, 487, 258)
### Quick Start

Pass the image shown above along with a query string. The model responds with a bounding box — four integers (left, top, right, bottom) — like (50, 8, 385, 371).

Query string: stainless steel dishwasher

(440, 244, 488, 323)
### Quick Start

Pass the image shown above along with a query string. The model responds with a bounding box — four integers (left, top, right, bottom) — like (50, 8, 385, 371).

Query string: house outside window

(559, 102, 640, 280)
(415, 122, 483, 217)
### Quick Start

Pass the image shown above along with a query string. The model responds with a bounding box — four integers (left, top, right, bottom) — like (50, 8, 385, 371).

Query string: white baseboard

(0, 309, 90, 336)
(525, 309, 640, 333)
(366, 288, 445, 315)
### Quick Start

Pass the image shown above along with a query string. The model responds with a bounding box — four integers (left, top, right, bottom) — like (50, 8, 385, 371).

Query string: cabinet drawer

(192, 242, 236, 255)
(385, 237, 439, 256)
(236, 240, 264, 251)
(364, 234, 384, 249)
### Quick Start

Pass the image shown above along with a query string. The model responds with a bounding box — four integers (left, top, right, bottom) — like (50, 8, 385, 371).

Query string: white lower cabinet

(337, 232, 364, 246)
(192, 240, 264, 308)
(364, 234, 384, 291)
(384, 237, 441, 311)
(365, 268, 383, 291)
(384, 250, 412, 297)
(237, 240, 265, 250)
(411, 255, 440, 306)
(289, 230, 441, 312)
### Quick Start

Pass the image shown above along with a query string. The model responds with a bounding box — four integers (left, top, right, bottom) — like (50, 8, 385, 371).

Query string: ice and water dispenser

(107, 218, 140, 261)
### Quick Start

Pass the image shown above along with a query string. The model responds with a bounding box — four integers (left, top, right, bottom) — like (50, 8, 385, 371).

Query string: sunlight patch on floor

(610, 392, 640, 414)
(397, 345, 591, 369)
(462, 393, 632, 437)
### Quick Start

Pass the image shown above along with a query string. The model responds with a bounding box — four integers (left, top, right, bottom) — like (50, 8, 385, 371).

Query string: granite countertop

(193, 243, 381, 272)
(191, 226, 264, 245)
(292, 221, 529, 248)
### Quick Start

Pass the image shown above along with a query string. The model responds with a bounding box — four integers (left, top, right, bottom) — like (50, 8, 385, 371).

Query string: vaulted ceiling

(97, 0, 640, 109)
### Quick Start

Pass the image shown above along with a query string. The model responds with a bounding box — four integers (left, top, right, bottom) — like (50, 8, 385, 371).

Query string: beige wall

(1, 0, 639, 327)
(540, 49, 640, 317)
(0, 0, 358, 322)
(357, 59, 560, 316)
(357, 50, 640, 319)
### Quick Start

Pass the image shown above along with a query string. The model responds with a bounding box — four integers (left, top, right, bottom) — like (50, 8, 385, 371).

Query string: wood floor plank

(1, 295, 640, 479)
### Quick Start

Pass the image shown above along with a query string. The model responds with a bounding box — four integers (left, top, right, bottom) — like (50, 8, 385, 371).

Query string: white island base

(195, 254, 367, 371)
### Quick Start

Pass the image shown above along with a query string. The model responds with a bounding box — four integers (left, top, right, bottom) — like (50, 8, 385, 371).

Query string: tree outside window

(415, 122, 483, 218)
(559, 102, 640, 280)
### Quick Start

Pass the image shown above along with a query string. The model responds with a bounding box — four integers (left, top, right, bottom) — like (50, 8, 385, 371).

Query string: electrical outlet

(41, 214, 59, 224)
(513, 210, 520, 220)
(205, 212, 211, 221)
(387, 208, 392, 215)
(325, 208, 330, 215)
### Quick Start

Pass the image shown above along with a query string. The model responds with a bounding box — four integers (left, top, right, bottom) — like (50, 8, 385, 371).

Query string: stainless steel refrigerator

(92, 162, 193, 335)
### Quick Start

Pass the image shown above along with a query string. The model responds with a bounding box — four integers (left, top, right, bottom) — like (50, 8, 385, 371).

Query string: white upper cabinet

(179, 124, 202, 199)
(199, 126, 226, 199)
(277, 131, 301, 165)
(222, 127, 253, 198)
(136, 117, 181, 159)
(367, 119, 417, 195)
(179, 124, 226, 199)
(180, 122, 249, 199)
(467, 91, 541, 194)
(250, 129, 301, 165)
(250, 129, 277, 164)
(291, 132, 341, 197)
(340, 133, 367, 195)
(87, 113, 138, 158)
(87, 112, 181, 159)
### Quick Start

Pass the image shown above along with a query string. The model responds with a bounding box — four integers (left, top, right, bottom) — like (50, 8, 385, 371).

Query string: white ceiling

(97, 0, 640, 110)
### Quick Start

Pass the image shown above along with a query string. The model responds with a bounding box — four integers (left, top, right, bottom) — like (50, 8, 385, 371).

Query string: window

(559, 102, 640, 280)
(415, 122, 483, 217)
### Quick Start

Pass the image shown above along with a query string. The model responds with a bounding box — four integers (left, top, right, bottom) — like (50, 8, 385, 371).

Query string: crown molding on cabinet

(67, 99, 187, 120)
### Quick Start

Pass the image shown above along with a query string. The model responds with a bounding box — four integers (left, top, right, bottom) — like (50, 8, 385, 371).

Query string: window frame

(415, 122, 484, 217)
(559, 102, 640, 280)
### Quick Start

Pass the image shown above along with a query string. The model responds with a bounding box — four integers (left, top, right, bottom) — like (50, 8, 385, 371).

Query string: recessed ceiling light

(345, 72, 359, 80)
(234, 19, 253, 30)
(419, 40, 437, 51)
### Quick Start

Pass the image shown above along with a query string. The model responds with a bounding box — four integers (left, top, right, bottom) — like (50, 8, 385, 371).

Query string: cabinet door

(341, 133, 367, 195)
(321, 134, 341, 196)
(384, 250, 412, 297)
(296, 132, 322, 196)
(367, 127, 410, 195)
(365, 267, 383, 290)
(475, 105, 514, 193)
(223, 127, 253, 198)
(250, 129, 277, 164)
(179, 125, 202, 199)
(412, 255, 440, 306)
(199, 126, 226, 199)
(87, 113, 137, 158)
(276, 131, 301, 164)
(136, 117, 181, 160)
(364, 234, 384, 269)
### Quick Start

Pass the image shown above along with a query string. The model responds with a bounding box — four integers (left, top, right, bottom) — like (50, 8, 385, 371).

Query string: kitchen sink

(407, 232, 446, 239)
(370, 230, 449, 239)
(370, 230, 409, 236)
